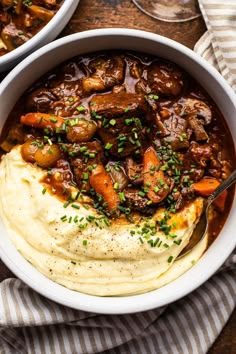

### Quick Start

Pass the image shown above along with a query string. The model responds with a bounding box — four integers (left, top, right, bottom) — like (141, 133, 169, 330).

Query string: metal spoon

(177, 169, 236, 259)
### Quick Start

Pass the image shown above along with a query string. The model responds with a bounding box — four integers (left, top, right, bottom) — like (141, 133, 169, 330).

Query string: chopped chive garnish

(77, 105, 85, 112)
(109, 119, 116, 126)
(63, 201, 70, 208)
(114, 182, 119, 190)
(50, 117, 57, 123)
(118, 192, 126, 202)
(83, 172, 89, 180)
(71, 204, 80, 209)
(105, 142, 113, 150)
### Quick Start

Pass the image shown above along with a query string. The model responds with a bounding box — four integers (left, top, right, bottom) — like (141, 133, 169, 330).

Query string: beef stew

(1, 51, 235, 243)
(0, 0, 63, 56)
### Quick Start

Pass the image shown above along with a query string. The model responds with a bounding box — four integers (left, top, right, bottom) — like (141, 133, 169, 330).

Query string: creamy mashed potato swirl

(0, 147, 207, 296)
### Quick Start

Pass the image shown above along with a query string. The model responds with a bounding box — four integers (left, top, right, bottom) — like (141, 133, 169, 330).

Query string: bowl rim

(0, 0, 80, 68)
(0, 28, 235, 314)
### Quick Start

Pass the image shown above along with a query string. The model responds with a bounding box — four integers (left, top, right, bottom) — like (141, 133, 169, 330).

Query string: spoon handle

(208, 169, 236, 204)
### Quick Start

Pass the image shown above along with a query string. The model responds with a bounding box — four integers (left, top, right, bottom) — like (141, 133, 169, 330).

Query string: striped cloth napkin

(0, 1, 236, 353)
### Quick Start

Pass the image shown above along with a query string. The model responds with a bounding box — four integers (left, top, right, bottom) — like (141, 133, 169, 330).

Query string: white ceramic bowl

(0, 29, 235, 314)
(0, 0, 80, 72)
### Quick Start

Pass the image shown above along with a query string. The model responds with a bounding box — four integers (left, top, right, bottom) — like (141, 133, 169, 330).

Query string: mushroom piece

(183, 98, 212, 125)
(125, 158, 143, 185)
(106, 162, 128, 191)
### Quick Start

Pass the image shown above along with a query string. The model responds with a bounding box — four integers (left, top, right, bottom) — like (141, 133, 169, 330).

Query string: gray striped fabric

(1, 1, 236, 353)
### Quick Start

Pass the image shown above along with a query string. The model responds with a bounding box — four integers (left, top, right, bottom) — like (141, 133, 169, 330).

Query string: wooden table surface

(0, 0, 235, 352)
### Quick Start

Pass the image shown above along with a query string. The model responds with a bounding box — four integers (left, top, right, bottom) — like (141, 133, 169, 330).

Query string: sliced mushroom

(125, 158, 143, 185)
(106, 162, 128, 191)
(183, 98, 212, 125)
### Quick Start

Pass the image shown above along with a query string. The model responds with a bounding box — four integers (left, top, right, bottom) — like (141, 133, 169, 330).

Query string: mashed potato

(0, 147, 207, 296)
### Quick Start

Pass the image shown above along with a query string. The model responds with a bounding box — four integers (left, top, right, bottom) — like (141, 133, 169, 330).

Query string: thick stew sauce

(1, 51, 235, 241)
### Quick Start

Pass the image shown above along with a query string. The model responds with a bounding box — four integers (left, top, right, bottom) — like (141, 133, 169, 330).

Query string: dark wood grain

(0, 0, 235, 352)
(61, 0, 206, 49)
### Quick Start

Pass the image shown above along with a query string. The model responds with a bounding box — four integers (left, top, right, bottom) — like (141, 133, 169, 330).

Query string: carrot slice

(20, 113, 64, 131)
(143, 146, 170, 203)
(192, 177, 228, 212)
(89, 164, 120, 213)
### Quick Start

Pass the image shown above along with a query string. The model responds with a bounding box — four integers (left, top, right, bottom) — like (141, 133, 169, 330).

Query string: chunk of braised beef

(70, 157, 91, 192)
(188, 115, 208, 141)
(190, 168, 205, 182)
(153, 113, 170, 137)
(47, 62, 85, 100)
(125, 158, 143, 185)
(98, 115, 147, 157)
(181, 141, 213, 182)
(82, 55, 125, 93)
(25, 87, 57, 113)
(66, 140, 103, 162)
(186, 141, 212, 167)
(125, 56, 143, 79)
(145, 98, 170, 139)
(221, 160, 232, 180)
(135, 79, 151, 94)
(89, 92, 147, 118)
(50, 97, 85, 118)
(162, 116, 190, 150)
(55, 159, 74, 184)
(124, 188, 155, 215)
(112, 85, 126, 94)
(0, 123, 26, 152)
(175, 187, 195, 211)
(50, 82, 82, 101)
(1, 23, 31, 51)
(98, 124, 146, 157)
(147, 61, 184, 97)
(68, 141, 103, 191)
